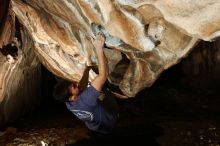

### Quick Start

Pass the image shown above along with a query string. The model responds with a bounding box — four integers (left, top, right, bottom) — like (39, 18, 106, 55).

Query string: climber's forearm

(91, 33, 108, 91)
(96, 48, 108, 80)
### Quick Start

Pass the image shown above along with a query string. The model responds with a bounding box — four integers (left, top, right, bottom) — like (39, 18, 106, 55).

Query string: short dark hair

(53, 80, 72, 102)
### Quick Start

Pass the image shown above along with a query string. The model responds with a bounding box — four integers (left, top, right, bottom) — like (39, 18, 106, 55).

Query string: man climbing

(53, 32, 119, 134)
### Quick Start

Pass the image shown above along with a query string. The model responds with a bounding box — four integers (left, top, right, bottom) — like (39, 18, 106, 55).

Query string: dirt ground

(1, 71, 220, 146)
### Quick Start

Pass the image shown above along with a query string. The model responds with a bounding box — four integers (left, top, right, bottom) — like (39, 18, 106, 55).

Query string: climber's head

(53, 80, 79, 102)
(68, 82, 80, 102)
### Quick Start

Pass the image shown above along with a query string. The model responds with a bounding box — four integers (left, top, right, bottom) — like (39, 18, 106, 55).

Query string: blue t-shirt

(65, 85, 117, 133)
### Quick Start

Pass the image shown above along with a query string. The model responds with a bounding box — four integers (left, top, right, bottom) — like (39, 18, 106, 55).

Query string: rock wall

(0, 12, 41, 125)
(180, 38, 220, 89)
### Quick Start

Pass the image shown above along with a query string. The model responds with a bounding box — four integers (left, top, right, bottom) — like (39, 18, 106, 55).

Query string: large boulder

(12, 0, 212, 97)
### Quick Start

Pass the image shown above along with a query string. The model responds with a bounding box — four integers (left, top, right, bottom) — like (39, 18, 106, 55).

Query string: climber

(53, 32, 119, 134)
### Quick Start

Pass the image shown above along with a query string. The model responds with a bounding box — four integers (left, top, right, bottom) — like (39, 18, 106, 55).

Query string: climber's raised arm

(91, 32, 108, 92)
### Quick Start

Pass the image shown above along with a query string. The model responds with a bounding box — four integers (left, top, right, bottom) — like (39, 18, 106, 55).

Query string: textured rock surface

(0, 8, 42, 125)
(10, 0, 202, 97)
(122, 0, 220, 41)
(2, 0, 220, 99)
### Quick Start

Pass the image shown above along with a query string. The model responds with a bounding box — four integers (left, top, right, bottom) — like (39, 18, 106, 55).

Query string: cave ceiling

(1, 0, 220, 97)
